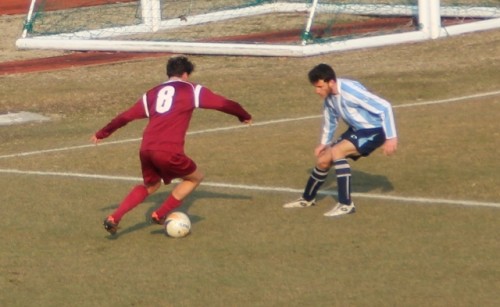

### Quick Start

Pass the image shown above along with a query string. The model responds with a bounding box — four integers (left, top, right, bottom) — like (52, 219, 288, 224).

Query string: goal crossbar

(16, 0, 500, 57)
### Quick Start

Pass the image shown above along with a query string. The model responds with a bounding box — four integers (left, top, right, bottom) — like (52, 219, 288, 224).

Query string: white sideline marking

(0, 90, 499, 209)
(394, 90, 500, 108)
(0, 116, 319, 160)
(0, 168, 499, 209)
(0, 90, 499, 160)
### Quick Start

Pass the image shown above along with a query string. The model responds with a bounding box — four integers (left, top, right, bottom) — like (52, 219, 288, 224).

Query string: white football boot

(283, 197, 316, 208)
(323, 202, 355, 217)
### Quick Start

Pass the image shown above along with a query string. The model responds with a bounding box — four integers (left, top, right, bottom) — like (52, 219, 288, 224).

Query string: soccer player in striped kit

(92, 56, 252, 234)
(283, 63, 397, 217)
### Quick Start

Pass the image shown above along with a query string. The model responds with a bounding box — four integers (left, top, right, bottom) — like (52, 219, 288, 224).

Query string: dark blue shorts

(336, 127, 386, 160)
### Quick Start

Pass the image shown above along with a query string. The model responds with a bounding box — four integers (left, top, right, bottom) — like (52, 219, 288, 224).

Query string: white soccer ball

(164, 211, 191, 238)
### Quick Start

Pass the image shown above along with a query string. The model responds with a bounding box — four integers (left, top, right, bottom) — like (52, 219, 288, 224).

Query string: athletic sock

(111, 185, 149, 222)
(302, 167, 329, 201)
(155, 195, 182, 219)
(334, 159, 352, 205)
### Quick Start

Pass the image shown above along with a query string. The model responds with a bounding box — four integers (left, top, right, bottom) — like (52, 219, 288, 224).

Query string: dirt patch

(0, 51, 169, 75)
(0, 111, 50, 125)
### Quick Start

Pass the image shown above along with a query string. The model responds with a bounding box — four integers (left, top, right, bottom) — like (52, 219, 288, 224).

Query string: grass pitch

(0, 14, 499, 307)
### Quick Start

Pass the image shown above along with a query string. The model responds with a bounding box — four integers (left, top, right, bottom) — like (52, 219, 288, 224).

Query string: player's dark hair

(308, 63, 336, 83)
(166, 56, 195, 77)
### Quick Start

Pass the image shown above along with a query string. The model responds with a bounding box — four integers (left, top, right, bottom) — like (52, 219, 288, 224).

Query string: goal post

(16, 0, 500, 57)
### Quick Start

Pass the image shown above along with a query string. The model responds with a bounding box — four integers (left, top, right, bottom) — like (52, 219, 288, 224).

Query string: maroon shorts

(139, 150, 197, 185)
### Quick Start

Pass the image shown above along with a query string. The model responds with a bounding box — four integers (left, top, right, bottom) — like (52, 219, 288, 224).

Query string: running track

(0, 0, 167, 75)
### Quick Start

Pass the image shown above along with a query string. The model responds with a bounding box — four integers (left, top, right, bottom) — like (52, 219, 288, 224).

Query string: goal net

(16, 0, 500, 57)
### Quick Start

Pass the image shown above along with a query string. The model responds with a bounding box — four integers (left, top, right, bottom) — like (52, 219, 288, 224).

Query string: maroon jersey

(95, 80, 251, 152)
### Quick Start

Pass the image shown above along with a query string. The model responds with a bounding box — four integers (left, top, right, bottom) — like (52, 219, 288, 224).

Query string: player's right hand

(314, 144, 328, 157)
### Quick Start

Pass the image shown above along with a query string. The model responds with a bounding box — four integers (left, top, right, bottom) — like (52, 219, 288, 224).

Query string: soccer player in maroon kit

(91, 56, 252, 235)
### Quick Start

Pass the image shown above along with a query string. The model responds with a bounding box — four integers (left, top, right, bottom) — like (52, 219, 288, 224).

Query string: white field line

(393, 90, 500, 109)
(0, 90, 499, 160)
(1, 90, 499, 209)
(0, 115, 318, 160)
(0, 168, 499, 208)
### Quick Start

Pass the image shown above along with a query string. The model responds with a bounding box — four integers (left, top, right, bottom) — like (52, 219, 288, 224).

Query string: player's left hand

(383, 138, 398, 156)
(90, 135, 101, 145)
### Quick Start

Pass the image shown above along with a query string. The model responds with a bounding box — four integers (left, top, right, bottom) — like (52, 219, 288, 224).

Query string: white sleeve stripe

(142, 94, 150, 117)
(321, 104, 337, 145)
(142, 94, 149, 117)
(194, 85, 202, 108)
(385, 106, 398, 138)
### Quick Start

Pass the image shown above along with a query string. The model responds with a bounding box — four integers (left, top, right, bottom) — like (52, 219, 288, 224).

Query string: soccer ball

(164, 211, 191, 238)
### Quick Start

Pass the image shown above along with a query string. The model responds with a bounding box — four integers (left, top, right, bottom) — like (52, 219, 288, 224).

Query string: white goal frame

(16, 0, 500, 57)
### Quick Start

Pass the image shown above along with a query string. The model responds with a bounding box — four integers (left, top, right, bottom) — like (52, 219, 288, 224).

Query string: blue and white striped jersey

(320, 78, 397, 145)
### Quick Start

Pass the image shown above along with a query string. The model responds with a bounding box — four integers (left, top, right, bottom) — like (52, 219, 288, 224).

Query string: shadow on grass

(102, 188, 251, 239)
(304, 167, 394, 202)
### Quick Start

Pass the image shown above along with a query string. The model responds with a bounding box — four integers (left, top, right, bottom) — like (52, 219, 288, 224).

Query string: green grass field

(1, 17, 499, 307)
